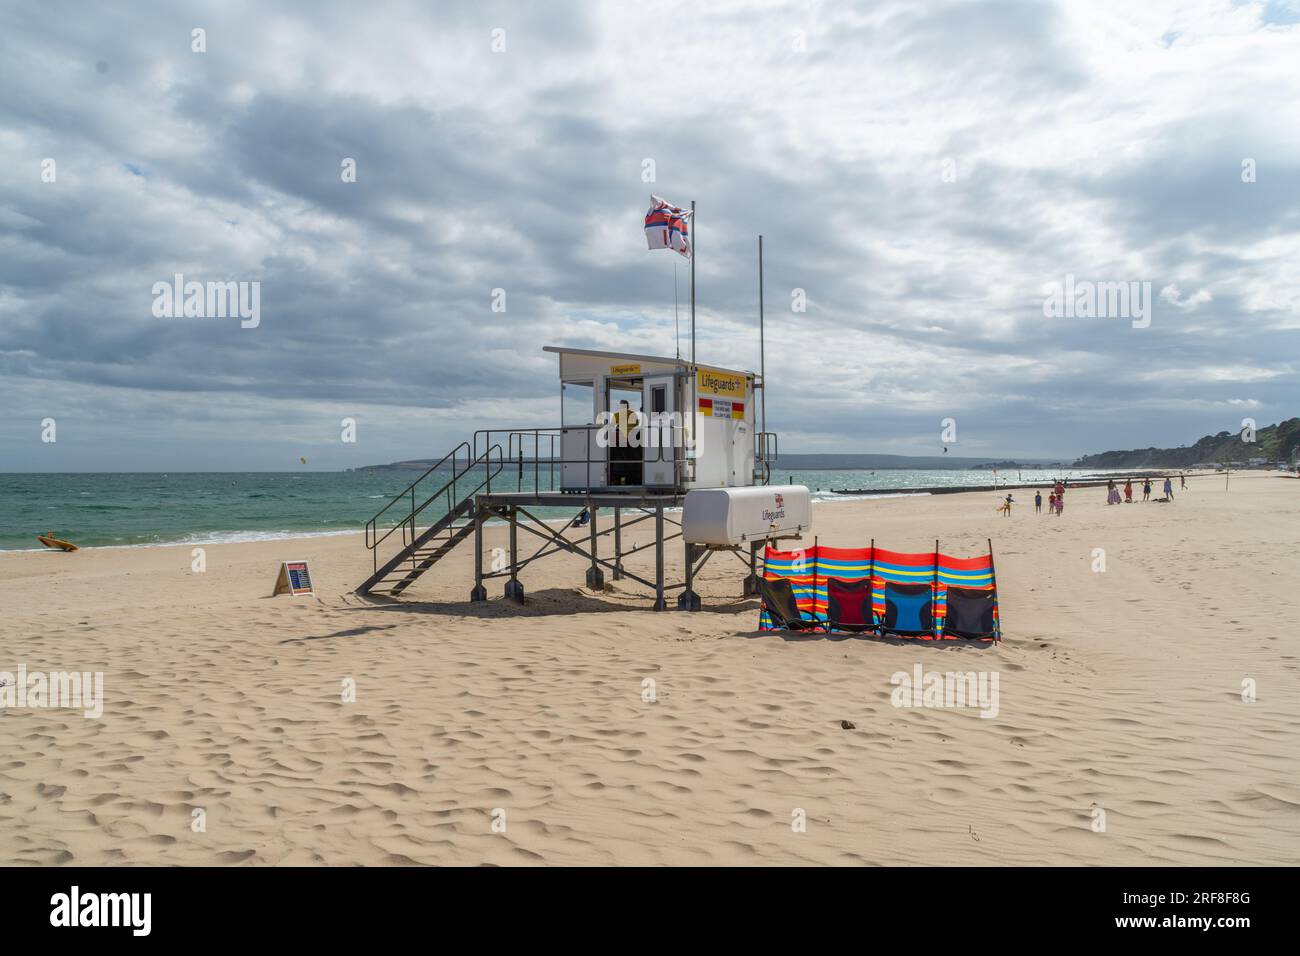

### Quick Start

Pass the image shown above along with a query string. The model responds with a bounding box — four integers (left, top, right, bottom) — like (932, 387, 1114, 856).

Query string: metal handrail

(756, 431, 779, 485)
(365, 441, 469, 549)
(474, 423, 689, 493)
(506, 430, 559, 493)
(365, 442, 503, 556)
(364, 443, 505, 578)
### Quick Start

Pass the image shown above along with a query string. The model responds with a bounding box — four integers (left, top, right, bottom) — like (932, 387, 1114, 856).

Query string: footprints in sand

(4, 543, 1299, 866)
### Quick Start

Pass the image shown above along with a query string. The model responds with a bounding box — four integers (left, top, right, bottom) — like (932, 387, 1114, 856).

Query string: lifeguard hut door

(642, 372, 679, 488)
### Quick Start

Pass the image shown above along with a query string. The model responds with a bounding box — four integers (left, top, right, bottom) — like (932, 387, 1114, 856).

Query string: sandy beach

(2, 472, 1297, 866)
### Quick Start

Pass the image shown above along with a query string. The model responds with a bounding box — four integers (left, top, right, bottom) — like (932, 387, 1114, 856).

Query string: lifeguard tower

(356, 345, 793, 610)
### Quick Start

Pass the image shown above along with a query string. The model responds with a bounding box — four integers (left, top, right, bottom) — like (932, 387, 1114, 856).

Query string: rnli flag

(644, 195, 692, 258)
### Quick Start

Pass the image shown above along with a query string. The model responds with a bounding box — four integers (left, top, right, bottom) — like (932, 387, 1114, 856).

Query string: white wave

(815, 491, 931, 503)
(0, 528, 365, 552)
(172, 528, 364, 548)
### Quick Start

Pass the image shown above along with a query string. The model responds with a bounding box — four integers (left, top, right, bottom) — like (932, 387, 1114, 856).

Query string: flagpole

(689, 199, 697, 487)
(690, 200, 696, 365)
(673, 261, 680, 360)
(759, 233, 766, 470)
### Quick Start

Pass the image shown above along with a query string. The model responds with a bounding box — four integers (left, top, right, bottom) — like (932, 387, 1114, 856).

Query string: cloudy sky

(2, 0, 1298, 471)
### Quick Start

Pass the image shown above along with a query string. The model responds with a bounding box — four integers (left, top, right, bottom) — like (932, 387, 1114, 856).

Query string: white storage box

(682, 485, 812, 546)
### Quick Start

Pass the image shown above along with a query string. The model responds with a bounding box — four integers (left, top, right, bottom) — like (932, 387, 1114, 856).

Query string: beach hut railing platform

(357, 422, 779, 609)
(357, 344, 780, 605)
(357, 426, 693, 604)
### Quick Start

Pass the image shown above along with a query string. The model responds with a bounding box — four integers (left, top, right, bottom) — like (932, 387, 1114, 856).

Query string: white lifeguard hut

(546, 345, 765, 493)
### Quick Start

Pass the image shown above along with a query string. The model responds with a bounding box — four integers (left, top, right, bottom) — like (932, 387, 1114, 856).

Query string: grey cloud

(1, 0, 1298, 470)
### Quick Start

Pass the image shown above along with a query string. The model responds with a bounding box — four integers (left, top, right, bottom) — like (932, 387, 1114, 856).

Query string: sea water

(0, 468, 1107, 552)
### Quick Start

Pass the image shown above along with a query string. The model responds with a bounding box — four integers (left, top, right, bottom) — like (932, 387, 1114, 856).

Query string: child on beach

(1124, 479, 1133, 503)
(1143, 479, 1151, 501)
(1164, 477, 1174, 500)
(1035, 491, 1042, 513)
(998, 494, 1014, 516)
(1053, 493, 1063, 516)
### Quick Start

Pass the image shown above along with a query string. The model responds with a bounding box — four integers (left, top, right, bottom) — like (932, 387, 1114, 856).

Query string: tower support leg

(470, 499, 487, 602)
(654, 505, 667, 611)
(585, 504, 605, 589)
(504, 505, 524, 601)
(612, 506, 624, 580)
(678, 542, 701, 611)
(743, 541, 760, 596)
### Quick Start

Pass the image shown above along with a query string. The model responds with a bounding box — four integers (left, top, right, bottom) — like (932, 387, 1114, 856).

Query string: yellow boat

(36, 533, 79, 552)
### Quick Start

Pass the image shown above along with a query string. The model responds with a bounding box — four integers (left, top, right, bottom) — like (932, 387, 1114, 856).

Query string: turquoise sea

(0, 468, 1110, 552)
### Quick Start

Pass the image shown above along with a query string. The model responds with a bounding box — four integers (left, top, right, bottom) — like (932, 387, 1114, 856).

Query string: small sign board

(696, 367, 747, 399)
(698, 397, 745, 419)
(273, 560, 314, 596)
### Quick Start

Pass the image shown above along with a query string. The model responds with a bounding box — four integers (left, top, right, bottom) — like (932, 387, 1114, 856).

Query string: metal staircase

(357, 442, 502, 597)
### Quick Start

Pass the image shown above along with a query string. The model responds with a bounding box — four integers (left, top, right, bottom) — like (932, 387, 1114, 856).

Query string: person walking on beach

(1163, 476, 1174, 500)
(1035, 490, 1042, 513)
(1124, 478, 1133, 503)
(1180, 473, 1186, 491)
(1143, 478, 1152, 501)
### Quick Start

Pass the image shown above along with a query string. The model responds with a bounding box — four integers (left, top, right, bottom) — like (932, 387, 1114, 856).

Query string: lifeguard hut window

(561, 381, 594, 429)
